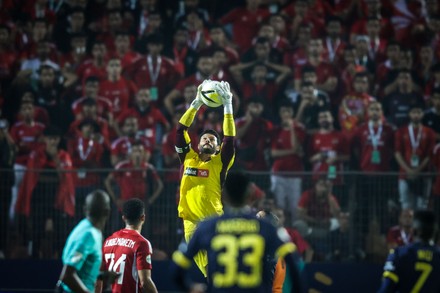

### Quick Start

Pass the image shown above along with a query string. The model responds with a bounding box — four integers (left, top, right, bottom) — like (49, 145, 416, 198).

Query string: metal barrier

(0, 168, 438, 263)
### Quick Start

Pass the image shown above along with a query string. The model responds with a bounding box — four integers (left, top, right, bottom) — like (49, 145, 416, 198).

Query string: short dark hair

(81, 97, 97, 107)
(147, 33, 164, 45)
(277, 99, 294, 111)
(224, 171, 251, 207)
(78, 118, 100, 133)
(123, 198, 145, 225)
(85, 76, 100, 84)
(200, 129, 221, 144)
(413, 210, 436, 241)
(301, 65, 316, 75)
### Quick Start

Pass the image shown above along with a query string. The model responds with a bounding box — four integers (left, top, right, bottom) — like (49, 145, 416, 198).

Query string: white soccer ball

(200, 80, 223, 108)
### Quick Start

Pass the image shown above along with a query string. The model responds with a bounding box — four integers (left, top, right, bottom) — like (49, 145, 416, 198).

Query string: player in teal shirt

(57, 190, 113, 293)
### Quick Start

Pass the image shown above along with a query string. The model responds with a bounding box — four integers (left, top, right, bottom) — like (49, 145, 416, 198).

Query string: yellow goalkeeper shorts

(183, 219, 208, 277)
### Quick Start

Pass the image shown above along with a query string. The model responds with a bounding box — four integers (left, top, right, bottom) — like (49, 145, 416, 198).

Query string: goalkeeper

(175, 80, 235, 277)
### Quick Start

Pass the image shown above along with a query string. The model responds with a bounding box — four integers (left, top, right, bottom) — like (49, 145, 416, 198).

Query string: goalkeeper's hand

(190, 80, 209, 110)
(215, 81, 233, 114)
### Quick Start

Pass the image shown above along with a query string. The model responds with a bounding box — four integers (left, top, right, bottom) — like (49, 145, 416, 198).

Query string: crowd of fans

(0, 0, 440, 261)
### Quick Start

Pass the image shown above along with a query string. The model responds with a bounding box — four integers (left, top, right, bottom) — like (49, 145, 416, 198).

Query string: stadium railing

(0, 168, 437, 264)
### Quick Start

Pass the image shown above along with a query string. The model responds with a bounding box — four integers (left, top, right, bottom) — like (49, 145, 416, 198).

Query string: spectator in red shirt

(283, 23, 312, 71)
(105, 141, 163, 210)
(375, 41, 401, 98)
(67, 119, 106, 221)
(163, 26, 198, 78)
(386, 208, 414, 250)
(308, 109, 350, 207)
(181, 10, 211, 52)
(99, 57, 137, 116)
(67, 98, 110, 145)
(363, 16, 389, 63)
(235, 97, 273, 173)
(295, 177, 341, 257)
(205, 24, 239, 66)
(110, 115, 152, 166)
(125, 33, 179, 108)
(229, 61, 290, 118)
(350, 0, 394, 45)
(9, 101, 45, 221)
(270, 100, 306, 224)
(219, 0, 270, 53)
(352, 101, 395, 233)
(282, 0, 326, 39)
(164, 53, 219, 116)
(72, 76, 113, 122)
(16, 91, 50, 126)
(323, 16, 347, 66)
(254, 23, 289, 54)
(112, 31, 141, 71)
(76, 41, 108, 85)
(294, 37, 339, 108)
(339, 72, 376, 132)
(16, 126, 75, 258)
(395, 104, 436, 210)
(117, 88, 170, 155)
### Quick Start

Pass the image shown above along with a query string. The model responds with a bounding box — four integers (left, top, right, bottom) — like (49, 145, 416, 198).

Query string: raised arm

(216, 81, 236, 165)
(175, 81, 207, 163)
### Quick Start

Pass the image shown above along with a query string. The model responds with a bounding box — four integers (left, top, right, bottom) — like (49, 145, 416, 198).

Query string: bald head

(84, 190, 111, 220)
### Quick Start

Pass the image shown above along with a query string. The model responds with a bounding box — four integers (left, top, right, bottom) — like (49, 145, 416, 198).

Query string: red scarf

(16, 149, 75, 217)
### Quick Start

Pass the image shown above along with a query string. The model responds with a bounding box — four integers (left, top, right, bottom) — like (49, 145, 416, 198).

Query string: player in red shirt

(395, 104, 436, 210)
(308, 109, 349, 207)
(105, 141, 163, 208)
(110, 115, 153, 166)
(9, 101, 45, 220)
(98, 198, 158, 293)
(386, 209, 414, 250)
(270, 100, 306, 224)
(99, 57, 137, 116)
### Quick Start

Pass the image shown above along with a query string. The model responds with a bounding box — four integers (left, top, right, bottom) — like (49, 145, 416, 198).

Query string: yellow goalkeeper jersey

(178, 147, 234, 222)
